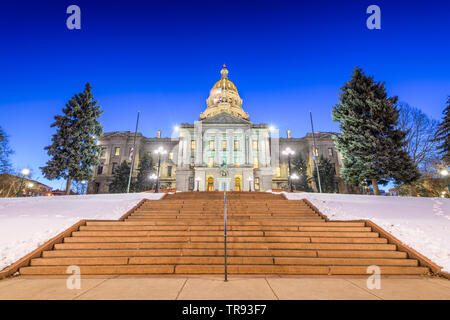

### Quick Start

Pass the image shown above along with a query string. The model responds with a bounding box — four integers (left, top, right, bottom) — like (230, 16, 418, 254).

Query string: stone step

(85, 221, 364, 227)
(125, 216, 324, 221)
(273, 257, 418, 266)
(43, 249, 407, 259)
(174, 265, 429, 275)
(29, 256, 418, 267)
(54, 242, 396, 250)
(72, 230, 265, 237)
(78, 225, 370, 232)
(64, 236, 314, 243)
(64, 235, 385, 244)
(20, 264, 428, 275)
(20, 265, 175, 275)
(71, 230, 378, 238)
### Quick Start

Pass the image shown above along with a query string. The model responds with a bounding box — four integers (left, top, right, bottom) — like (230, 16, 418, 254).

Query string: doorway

(207, 176, 214, 191)
(235, 176, 241, 191)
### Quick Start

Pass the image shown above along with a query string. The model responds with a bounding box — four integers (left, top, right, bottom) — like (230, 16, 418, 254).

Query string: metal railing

(224, 191, 228, 282)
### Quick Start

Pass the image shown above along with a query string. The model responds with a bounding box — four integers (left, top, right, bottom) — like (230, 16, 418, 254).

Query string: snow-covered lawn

(0, 193, 164, 271)
(279, 192, 450, 273)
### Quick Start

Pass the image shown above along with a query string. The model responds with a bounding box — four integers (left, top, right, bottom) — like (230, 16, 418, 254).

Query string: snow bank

(278, 192, 450, 272)
(0, 193, 164, 271)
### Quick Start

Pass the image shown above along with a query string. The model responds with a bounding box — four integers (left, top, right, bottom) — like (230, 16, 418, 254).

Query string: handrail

(224, 191, 228, 282)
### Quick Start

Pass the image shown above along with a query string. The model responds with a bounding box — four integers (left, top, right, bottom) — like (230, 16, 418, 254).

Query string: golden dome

(200, 65, 249, 120)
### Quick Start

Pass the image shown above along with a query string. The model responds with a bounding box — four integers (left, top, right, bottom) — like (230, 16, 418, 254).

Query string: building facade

(88, 65, 352, 194)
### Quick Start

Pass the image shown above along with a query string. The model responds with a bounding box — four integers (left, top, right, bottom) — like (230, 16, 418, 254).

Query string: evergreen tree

(0, 126, 13, 173)
(291, 153, 311, 191)
(41, 83, 103, 194)
(434, 96, 450, 165)
(134, 152, 156, 192)
(332, 67, 419, 195)
(313, 156, 337, 193)
(108, 161, 131, 193)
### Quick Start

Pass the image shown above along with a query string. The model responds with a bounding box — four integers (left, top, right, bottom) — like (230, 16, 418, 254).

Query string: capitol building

(88, 65, 350, 193)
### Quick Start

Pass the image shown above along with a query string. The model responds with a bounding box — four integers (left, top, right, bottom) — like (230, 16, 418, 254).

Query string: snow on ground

(278, 192, 450, 272)
(0, 193, 164, 271)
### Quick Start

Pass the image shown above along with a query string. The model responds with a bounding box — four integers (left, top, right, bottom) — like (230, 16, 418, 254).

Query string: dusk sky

(0, 0, 449, 190)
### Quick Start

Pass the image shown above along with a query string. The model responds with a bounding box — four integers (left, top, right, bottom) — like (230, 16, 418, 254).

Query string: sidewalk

(0, 275, 449, 300)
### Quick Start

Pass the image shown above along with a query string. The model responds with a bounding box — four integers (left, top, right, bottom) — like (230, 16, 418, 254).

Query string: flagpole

(126, 111, 140, 193)
(310, 111, 323, 193)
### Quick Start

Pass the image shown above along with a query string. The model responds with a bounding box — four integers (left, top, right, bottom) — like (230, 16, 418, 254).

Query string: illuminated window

(252, 140, 258, 151)
(114, 147, 120, 156)
(276, 167, 281, 177)
(234, 140, 239, 151)
(191, 140, 196, 151)
(208, 157, 214, 167)
(253, 157, 259, 169)
(222, 141, 227, 151)
(255, 177, 260, 191)
(168, 152, 173, 160)
(209, 140, 215, 150)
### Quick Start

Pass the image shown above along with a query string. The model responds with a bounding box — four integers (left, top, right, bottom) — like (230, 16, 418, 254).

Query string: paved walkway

(0, 275, 449, 300)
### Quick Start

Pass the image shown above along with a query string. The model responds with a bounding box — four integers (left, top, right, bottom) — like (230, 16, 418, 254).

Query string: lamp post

(195, 177, 201, 192)
(16, 168, 30, 197)
(441, 169, 449, 194)
(149, 173, 157, 192)
(81, 180, 86, 195)
(282, 147, 295, 192)
(248, 177, 253, 192)
(154, 146, 167, 193)
(290, 173, 299, 191)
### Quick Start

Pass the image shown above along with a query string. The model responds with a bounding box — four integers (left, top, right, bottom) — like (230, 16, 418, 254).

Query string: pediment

(201, 112, 250, 125)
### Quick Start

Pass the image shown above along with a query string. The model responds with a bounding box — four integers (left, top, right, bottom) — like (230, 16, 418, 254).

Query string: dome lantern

(220, 64, 228, 79)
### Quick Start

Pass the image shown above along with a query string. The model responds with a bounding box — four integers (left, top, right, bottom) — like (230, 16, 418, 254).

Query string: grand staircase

(19, 192, 429, 275)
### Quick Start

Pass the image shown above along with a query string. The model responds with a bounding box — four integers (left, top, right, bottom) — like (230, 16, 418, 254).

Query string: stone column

(215, 133, 220, 165)
(177, 136, 184, 166)
(249, 130, 254, 167)
(194, 121, 203, 166)
(270, 128, 280, 173)
(227, 129, 233, 165)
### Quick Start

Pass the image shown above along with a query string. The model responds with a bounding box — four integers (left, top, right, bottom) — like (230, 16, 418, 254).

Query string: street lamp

(81, 180, 86, 195)
(195, 177, 201, 192)
(154, 146, 167, 193)
(16, 168, 30, 197)
(290, 173, 299, 191)
(441, 169, 449, 194)
(282, 147, 295, 192)
(149, 173, 157, 192)
(248, 177, 253, 192)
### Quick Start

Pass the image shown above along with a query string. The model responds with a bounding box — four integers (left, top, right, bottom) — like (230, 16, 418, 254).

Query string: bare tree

(397, 103, 440, 195)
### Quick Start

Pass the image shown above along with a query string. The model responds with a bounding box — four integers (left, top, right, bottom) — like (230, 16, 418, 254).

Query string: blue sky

(0, 0, 449, 190)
